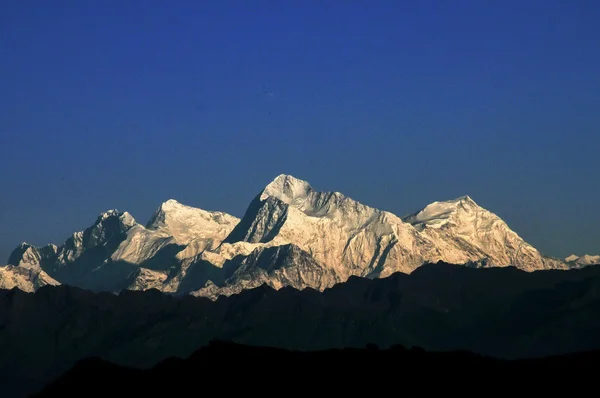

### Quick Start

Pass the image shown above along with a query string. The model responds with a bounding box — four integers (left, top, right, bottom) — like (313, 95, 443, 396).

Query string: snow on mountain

(0, 264, 59, 292)
(224, 174, 433, 279)
(7, 201, 239, 292)
(565, 254, 579, 262)
(35, 209, 149, 290)
(7, 243, 58, 270)
(5, 174, 581, 298)
(566, 254, 600, 267)
(124, 267, 169, 291)
(109, 200, 239, 268)
(402, 195, 563, 271)
(193, 244, 340, 299)
(110, 224, 175, 265)
(147, 199, 239, 251)
(577, 255, 600, 265)
(193, 174, 570, 298)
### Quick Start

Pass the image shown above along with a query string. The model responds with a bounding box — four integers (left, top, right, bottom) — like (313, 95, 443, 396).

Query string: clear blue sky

(1, 0, 599, 261)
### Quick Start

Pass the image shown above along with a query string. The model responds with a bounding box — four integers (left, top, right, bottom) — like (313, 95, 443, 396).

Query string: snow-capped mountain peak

(0, 264, 59, 292)
(7, 243, 58, 270)
(258, 174, 373, 220)
(93, 210, 137, 232)
(260, 174, 315, 203)
(565, 254, 600, 266)
(84, 210, 138, 251)
(147, 199, 239, 245)
(99, 209, 120, 220)
(403, 195, 480, 229)
(163, 198, 182, 206)
(402, 196, 564, 271)
(97, 209, 136, 226)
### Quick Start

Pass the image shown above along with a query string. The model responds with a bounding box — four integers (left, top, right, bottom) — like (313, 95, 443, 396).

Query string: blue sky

(1, 0, 599, 261)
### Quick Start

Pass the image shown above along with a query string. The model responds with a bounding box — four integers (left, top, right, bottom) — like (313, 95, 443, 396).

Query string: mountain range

(2, 174, 598, 296)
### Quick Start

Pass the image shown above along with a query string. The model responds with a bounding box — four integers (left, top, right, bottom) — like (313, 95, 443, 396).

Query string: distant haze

(1, 1, 599, 262)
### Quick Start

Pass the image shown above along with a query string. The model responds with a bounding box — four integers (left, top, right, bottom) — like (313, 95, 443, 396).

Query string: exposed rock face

(194, 244, 341, 300)
(0, 264, 59, 292)
(7, 243, 58, 270)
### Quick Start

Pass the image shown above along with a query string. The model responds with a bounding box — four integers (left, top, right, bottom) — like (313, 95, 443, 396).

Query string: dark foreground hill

(3, 262, 600, 396)
(35, 340, 599, 397)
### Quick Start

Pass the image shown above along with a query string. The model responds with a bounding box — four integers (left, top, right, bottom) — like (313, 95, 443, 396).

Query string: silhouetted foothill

(33, 341, 597, 397)
(3, 263, 600, 396)
(366, 343, 379, 351)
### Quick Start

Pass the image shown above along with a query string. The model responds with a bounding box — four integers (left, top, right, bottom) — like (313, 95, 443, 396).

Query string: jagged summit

(148, 198, 235, 225)
(99, 209, 121, 219)
(226, 173, 380, 246)
(16, 241, 58, 252)
(260, 174, 315, 203)
(96, 209, 137, 228)
(258, 173, 373, 219)
(8, 242, 58, 270)
(153, 198, 209, 214)
(163, 198, 182, 206)
(88, 210, 138, 241)
(147, 199, 239, 245)
(451, 195, 476, 204)
(403, 195, 481, 228)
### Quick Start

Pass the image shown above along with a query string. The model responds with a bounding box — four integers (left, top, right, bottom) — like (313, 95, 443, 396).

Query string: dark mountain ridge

(3, 262, 600, 396)
(35, 340, 599, 397)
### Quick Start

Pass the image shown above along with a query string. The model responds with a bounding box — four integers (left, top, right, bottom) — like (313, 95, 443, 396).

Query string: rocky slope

(7, 174, 575, 296)
(0, 264, 59, 292)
